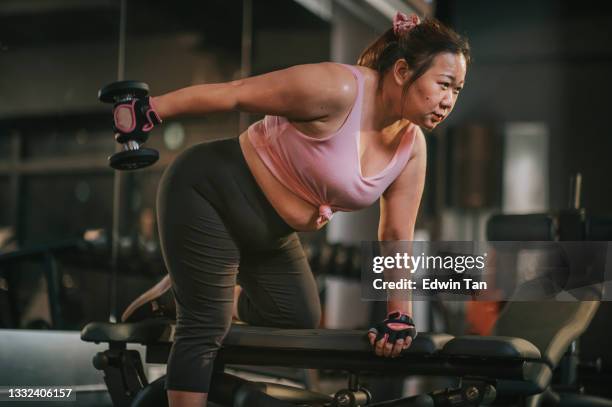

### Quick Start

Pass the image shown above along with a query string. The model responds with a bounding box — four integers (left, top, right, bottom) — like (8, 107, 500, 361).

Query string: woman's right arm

(153, 62, 356, 122)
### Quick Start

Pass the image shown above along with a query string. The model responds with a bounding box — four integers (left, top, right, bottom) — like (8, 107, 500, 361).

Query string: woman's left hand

(367, 311, 416, 358)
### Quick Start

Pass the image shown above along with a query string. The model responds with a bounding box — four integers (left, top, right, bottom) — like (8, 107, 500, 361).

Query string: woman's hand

(367, 311, 416, 358)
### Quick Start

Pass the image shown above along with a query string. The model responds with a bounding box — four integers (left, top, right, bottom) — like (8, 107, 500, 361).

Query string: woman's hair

(357, 17, 471, 90)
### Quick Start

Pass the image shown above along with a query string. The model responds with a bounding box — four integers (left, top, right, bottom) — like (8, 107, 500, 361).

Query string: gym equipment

(0, 235, 106, 329)
(98, 80, 160, 170)
(80, 296, 602, 407)
(84, 321, 501, 406)
(81, 213, 612, 407)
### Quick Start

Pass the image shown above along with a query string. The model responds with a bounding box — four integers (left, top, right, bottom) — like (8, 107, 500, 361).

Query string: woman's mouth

(432, 112, 444, 122)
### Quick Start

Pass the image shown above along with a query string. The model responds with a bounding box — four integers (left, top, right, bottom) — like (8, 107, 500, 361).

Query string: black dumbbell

(98, 80, 159, 170)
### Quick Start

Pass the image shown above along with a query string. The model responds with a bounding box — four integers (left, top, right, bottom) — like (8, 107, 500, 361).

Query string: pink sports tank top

(247, 63, 418, 227)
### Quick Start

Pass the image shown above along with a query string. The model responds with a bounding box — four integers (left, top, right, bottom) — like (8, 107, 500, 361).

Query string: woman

(118, 12, 469, 406)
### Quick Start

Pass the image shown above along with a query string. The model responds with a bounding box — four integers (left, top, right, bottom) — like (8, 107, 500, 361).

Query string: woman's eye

(440, 82, 450, 89)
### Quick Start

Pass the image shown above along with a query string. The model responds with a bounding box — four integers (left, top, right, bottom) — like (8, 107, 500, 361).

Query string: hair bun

(392, 12, 421, 37)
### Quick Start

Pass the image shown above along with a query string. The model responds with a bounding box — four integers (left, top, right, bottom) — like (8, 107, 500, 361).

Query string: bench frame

(82, 321, 548, 407)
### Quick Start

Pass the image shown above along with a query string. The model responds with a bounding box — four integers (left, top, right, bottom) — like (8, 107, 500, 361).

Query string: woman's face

(399, 52, 467, 130)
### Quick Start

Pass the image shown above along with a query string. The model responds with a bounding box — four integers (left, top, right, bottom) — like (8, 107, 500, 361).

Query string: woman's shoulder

(297, 62, 361, 116)
(279, 62, 377, 121)
(325, 63, 379, 86)
(304, 62, 377, 90)
(321, 63, 381, 107)
(352, 64, 378, 76)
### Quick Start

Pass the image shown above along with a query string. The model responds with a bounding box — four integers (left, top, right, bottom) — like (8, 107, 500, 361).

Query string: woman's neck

(371, 70, 403, 132)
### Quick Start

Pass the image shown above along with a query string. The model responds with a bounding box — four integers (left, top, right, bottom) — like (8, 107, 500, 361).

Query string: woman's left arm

(378, 127, 427, 317)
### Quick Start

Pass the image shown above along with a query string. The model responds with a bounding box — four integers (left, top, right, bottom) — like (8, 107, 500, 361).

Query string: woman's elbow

(379, 229, 414, 241)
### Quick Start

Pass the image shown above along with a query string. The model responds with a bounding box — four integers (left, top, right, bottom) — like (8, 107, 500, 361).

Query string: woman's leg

(237, 233, 322, 329)
(157, 146, 241, 406)
(157, 137, 302, 406)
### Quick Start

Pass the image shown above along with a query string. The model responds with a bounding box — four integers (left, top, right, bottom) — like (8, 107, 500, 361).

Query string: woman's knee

(166, 326, 228, 394)
(290, 299, 322, 329)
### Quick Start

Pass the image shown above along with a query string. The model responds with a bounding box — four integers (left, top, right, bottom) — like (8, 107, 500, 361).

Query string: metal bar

(9, 132, 22, 246)
(44, 251, 63, 329)
(0, 153, 178, 175)
(109, 0, 128, 323)
(0, 239, 82, 265)
(238, 0, 253, 133)
(117, 0, 127, 83)
(0, 156, 112, 174)
(573, 173, 582, 210)
(0, 0, 114, 15)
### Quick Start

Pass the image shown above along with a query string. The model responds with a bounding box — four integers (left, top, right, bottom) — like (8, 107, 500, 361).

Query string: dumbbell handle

(119, 139, 141, 151)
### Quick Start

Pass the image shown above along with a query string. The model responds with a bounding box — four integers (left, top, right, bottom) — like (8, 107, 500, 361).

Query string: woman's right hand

(367, 311, 416, 358)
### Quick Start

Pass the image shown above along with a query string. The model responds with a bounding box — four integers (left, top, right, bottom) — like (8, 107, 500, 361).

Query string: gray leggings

(156, 137, 321, 393)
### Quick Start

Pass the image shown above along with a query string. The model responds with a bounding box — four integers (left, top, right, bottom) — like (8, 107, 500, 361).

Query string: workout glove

(113, 96, 162, 136)
(368, 311, 417, 344)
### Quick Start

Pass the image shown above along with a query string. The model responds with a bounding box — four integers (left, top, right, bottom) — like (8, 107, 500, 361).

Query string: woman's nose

(440, 91, 453, 109)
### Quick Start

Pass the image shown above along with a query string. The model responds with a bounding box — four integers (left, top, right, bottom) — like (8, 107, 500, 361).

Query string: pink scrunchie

(392, 11, 420, 37)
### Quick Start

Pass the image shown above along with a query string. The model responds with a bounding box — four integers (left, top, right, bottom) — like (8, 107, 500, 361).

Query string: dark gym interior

(1, 0, 611, 406)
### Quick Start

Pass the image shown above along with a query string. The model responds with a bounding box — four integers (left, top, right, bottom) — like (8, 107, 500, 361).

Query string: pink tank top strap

(337, 63, 365, 125)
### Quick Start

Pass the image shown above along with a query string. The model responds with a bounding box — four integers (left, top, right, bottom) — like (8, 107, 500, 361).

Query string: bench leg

(92, 343, 149, 407)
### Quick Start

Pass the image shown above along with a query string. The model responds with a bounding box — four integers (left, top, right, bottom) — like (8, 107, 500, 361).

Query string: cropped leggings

(156, 137, 321, 393)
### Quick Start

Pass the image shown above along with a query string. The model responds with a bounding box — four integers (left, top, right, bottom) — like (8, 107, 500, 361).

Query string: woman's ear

(392, 59, 412, 86)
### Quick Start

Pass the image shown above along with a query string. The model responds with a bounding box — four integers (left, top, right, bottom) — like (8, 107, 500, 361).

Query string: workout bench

(82, 316, 564, 406)
(81, 213, 612, 406)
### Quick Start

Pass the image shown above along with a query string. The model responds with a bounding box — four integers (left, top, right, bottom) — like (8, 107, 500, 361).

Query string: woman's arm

(152, 62, 356, 121)
(378, 127, 427, 316)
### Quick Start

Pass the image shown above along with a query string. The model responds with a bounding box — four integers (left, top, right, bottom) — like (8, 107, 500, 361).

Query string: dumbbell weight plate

(109, 148, 159, 171)
(98, 80, 149, 103)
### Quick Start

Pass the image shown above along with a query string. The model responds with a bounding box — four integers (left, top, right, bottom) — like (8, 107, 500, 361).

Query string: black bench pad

(443, 335, 541, 360)
(81, 320, 550, 392)
(82, 320, 540, 360)
(81, 320, 451, 355)
(81, 319, 173, 344)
